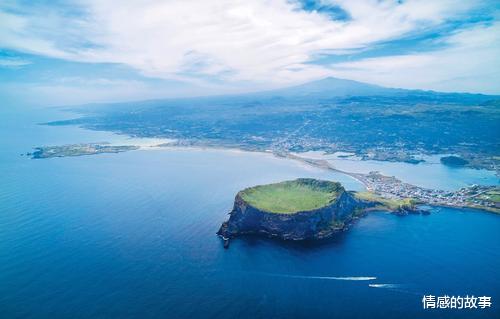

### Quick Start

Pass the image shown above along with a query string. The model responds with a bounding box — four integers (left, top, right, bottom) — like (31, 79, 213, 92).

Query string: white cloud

(0, 57, 31, 67)
(330, 22, 500, 94)
(73, 0, 479, 84)
(0, 8, 72, 58)
(0, 0, 498, 93)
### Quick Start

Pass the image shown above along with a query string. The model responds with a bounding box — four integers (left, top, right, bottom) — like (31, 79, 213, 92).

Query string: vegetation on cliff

(218, 179, 436, 244)
(353, 191, 419, 211)
(240, 179, 342, 214)
(218, 179, 364, 241)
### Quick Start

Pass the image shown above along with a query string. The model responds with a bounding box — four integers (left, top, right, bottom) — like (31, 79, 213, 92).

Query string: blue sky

(0, 0, 499, 106)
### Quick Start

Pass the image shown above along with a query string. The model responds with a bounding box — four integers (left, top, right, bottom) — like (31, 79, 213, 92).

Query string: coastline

(27, 135, 499, 214)
(135, 145, 500, 214)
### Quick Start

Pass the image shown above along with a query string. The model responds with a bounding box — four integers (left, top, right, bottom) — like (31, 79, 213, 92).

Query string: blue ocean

(1, 106, 499, 318)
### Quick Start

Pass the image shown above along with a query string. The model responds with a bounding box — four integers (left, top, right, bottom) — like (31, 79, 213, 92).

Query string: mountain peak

(270, 76, 392, 97)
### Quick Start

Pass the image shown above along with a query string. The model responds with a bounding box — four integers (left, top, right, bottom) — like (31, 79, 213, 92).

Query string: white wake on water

(368, 283, 401, 289)
(267, 274, 377, 281)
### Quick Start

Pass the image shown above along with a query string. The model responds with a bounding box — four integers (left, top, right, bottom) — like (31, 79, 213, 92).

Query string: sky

(1, 0, 499, 106)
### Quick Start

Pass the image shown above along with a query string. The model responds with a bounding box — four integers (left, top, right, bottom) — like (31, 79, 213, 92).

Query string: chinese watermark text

(423, 295, 492, 309)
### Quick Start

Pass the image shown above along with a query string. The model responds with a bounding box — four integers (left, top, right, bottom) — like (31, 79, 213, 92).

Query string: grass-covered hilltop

(218, 178, 370, 243)
(217, 178, 434, 246)
(240, 179, 342, 214)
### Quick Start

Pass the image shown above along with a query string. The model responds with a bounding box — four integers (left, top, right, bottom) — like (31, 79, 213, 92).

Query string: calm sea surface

(1, 106, 499, 318)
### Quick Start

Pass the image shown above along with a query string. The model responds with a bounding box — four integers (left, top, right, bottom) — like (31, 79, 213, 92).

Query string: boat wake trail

(264, 274, 377, 281)
(258, 272, 421, 295)
(368, 283, 400, 289)
(368, 283, 421, 295)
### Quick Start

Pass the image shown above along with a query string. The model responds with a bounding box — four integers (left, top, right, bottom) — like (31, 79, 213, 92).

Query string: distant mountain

(66, 77, 498, 114)
(264, 77, 398, 97)
(244, 77, 498, 105)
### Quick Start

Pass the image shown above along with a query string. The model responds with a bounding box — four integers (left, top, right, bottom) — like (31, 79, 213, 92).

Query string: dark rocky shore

(217, 182, 367, 242)
(217, 179, 436, 247)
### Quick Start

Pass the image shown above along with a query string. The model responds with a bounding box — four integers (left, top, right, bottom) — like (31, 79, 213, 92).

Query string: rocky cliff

(217, 181, 365, 241)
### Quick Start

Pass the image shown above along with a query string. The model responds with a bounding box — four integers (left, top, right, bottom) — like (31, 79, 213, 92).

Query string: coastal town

(285, 153, 500, 213)
(356, 171, 499, 211)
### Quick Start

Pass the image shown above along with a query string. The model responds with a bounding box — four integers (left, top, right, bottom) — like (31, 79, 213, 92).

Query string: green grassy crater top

(240, 178, 342, 214)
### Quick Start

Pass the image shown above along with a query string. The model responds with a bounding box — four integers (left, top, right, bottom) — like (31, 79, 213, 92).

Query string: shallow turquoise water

(0, 106, 499, 318)
(296, 151, 499, 191)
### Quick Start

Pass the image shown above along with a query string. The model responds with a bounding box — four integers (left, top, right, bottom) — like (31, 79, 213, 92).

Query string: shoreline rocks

(217, 181, 367, 242)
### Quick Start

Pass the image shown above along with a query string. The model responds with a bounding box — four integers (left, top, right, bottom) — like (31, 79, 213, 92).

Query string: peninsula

(217, 178, 401, 244)
(28, 143, 139, 159)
